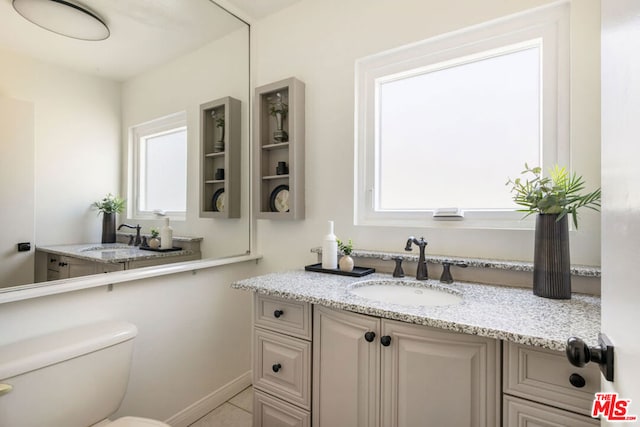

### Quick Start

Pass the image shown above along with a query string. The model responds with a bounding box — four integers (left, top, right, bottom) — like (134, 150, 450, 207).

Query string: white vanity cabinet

(502, 342, 600, 426)
(313, 306, 500, 427)
(253, 294, 312, 427)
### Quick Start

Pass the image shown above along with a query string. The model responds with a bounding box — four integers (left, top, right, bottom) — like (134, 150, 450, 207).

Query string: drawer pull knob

(364, 331, 376, 342)
(381, 335, 392, 347)
(272, 363, 282, 373)
(273, 310, 284, 318)
(58, 262, 68, 267)
(566, 334, 615, 382)
(569, 373, 586, 388)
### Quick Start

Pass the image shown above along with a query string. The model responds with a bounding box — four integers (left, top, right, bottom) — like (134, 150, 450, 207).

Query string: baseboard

(165, 371, 252, 427)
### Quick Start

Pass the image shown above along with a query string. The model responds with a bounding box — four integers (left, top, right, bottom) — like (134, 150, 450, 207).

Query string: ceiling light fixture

(12, 0, 110, 41)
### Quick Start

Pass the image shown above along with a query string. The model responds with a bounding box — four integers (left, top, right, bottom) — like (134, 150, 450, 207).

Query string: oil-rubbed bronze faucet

(118, 223, 142, 246)
(405, 236, 428, 280)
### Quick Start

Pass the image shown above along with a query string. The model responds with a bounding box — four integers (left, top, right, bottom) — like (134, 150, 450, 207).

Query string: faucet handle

(439, 261, 468, 284)
(392, 257, 405, 278)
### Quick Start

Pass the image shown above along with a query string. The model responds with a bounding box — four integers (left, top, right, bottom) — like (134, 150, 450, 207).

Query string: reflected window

(130, 112, 187, 218)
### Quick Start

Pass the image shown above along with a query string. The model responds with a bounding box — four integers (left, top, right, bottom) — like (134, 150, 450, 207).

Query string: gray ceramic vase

(533, 213, 571, 299)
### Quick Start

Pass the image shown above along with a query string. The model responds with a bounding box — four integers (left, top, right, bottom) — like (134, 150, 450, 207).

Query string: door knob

(569, 373, 586, 388)
(272, 363, 282, 373)
(364, 331, 376, 342)
(566, 333, 614, 381)
(380, 335, 392, 347)
(273, 310, 284, 318)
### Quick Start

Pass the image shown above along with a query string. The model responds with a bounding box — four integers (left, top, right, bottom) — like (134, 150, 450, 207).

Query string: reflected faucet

(405, 236, 428, 280)
(118, 223, 142, 246)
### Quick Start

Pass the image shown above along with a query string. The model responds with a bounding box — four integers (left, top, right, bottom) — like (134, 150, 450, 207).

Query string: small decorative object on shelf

(212, 188, 225, 212)
(269, 92, 288, 143)
(337, 238, 354, 272)
(93, 193, 125, 244)
(276, 161, 288, 175)
(148, 227, 160, 249)
(270, 185, 289, 212)
(215, 168, 224, 180)
(212, 112, 225, 153)
(507, 164, 601, 299)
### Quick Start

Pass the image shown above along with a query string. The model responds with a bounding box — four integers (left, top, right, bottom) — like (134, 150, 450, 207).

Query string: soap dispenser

(322, 220, 338, 269)
(160, 217, 173, 249)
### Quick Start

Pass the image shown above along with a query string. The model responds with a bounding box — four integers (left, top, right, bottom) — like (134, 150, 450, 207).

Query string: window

(355, 2, 569, 228)
(130, 112, 187, 219)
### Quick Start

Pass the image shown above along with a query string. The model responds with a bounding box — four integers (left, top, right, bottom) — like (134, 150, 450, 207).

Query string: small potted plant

(93, 193, 125, 244)
(337, 238, 354, 272)
(507, 164, 601, 299)
(148, 227, 160, 249)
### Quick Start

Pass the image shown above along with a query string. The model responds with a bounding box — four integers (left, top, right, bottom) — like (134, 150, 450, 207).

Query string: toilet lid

(107, 416, 171, 427)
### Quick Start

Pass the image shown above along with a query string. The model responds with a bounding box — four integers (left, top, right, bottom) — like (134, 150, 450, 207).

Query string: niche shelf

(200, 96, 241, 218)
(254, 77, 305, 220)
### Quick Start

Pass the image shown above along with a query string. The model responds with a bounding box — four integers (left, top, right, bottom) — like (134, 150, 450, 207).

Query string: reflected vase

(102, 212, 116, 244)
(273, 112, 289, 143)
(533, 213, 571, 299)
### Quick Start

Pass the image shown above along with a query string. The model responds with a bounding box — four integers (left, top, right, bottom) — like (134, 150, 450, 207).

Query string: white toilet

(0, 321, 170, 427)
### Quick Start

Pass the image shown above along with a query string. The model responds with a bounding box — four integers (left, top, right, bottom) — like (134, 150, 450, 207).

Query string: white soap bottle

(322, 220, 338, 270)
(160, 217, 173, 249)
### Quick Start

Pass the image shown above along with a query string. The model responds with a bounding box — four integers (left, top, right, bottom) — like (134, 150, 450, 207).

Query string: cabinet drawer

(254, 294, 311, 340)
(254, 389, 310, 427)
(47, 254, 60, 272)
(504, 395, 599, 426)
(504, 342, 600, 416)
(254, 328, 311, 410)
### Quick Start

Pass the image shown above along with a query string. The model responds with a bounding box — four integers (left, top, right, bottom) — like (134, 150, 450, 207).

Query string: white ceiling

(0, 0, 248, 81)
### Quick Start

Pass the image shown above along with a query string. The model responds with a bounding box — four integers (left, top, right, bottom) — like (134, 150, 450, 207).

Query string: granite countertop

(36, 243, 194, 264)
(232, 270, 600, 351)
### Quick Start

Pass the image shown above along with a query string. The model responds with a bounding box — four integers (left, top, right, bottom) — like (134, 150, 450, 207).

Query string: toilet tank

(0, 321, 138, 427)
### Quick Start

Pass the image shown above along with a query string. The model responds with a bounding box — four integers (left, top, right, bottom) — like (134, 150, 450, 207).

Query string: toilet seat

(106, 416, 171, 427)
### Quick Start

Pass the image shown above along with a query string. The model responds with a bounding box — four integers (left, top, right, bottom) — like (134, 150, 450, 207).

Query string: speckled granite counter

(232, 271, 600, 351)
(37, 243, 195, 264)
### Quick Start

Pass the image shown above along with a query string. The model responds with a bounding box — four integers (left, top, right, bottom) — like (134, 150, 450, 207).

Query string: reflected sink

(348, 280, 462, 307)
(80, 245, 131, 252)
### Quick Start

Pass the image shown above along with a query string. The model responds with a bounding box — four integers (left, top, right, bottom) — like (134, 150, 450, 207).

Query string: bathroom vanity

(35, 236, 202, 282)
(232, 271, 601, 427)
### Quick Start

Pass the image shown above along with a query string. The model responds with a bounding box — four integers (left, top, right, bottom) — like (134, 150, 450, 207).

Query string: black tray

(139, 246, 183, 252)
(304, 263, 375, 277)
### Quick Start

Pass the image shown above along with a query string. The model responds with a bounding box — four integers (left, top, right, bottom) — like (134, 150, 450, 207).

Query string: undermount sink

(348, 280, 463, 307)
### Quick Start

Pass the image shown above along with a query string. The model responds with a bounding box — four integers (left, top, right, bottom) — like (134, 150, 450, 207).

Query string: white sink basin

(349, 280, 462, 307)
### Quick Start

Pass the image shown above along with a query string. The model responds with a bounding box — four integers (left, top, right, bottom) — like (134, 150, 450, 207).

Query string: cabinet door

(254, 389, 310, 427)
(62, 256, 97, 278)
(381, 319, 499, 427)
(313, 306, 380, 427)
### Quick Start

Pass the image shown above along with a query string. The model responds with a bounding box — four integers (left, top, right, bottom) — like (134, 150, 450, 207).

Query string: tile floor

(188, 386, 253, 427)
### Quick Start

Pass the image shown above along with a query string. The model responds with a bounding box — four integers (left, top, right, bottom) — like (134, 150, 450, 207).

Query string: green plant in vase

(506, 164, 601, 299)
(337, 238, 354, 272)
(93, 193, 125, 244)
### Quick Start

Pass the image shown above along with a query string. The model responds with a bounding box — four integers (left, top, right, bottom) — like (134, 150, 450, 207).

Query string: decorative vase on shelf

(533, 213, 571, 299)
(101, 212, 116, 244)
(270, 93, 289, 143)
(339, 255, 354, 273)
(148, 238, 160, 249)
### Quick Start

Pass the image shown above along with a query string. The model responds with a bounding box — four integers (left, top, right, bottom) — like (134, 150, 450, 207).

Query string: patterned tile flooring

(188, 386, 253, 427)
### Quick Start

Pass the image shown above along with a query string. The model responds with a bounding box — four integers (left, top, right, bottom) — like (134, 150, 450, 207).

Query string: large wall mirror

(0, 0, 250, 291)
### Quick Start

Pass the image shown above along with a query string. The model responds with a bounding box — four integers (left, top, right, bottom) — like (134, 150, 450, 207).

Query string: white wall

(121, 28, 250, 259)
(252, 0, 602, 274)
(0, 262, 256, 423)
(0, 47, 122, 248)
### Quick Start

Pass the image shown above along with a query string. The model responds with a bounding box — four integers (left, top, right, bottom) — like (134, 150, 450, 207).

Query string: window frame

(129, 111, 188, 220)
(355, 2, 569, 229)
